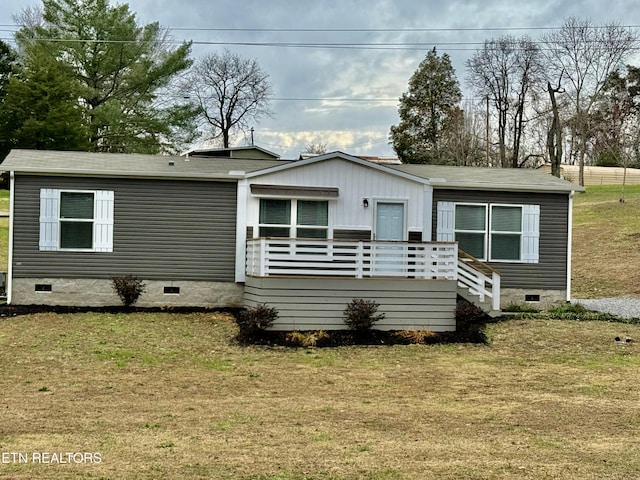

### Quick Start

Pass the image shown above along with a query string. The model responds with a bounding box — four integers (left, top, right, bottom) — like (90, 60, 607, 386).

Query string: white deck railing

(457, 251, 501, 312)
(246, 238, 501, 311)
(246, 238, 457, 280)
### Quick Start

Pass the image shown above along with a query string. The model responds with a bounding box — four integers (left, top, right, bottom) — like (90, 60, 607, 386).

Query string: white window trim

(453, 202, 488, 260)
(437, 201, 539, 264)
(372, 198, 409, 241)
(39, 188, 114, 253)
(489, 203, 524, 263)
(257, 198, 332, 239)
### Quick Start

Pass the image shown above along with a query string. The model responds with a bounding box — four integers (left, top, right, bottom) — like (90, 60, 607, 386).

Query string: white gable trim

(245, 151, 432, 185)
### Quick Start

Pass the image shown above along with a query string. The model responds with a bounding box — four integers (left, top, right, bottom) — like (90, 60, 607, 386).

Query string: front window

(59, 192, 94, 249)
(490, 205, 522, 261)
(455, 204, 487, 259)
(258, 199, 291, 237)
(296, 200, 328, 238)
(258, 199, 328, 238)
(453, 203, 525, 261)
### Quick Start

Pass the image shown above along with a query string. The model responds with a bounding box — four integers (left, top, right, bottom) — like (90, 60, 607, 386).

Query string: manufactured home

(1, 150, 583, 331)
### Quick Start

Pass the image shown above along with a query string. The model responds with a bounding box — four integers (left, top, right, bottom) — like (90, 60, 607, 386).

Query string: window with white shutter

(39, 189, 114, 252)
(436, 201, 540, 263)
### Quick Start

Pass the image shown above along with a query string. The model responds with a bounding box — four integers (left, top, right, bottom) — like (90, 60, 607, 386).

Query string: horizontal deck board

(244, 276, 456, 331)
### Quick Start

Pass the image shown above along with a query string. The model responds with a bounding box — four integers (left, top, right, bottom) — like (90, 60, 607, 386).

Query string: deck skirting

(244, 276, 457, 331)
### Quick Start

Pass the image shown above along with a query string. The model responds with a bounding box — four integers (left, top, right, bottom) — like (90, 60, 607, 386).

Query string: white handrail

(246, 238, 457, 280)
(245, 238, 500, 311)
(456, 257, 501, 311)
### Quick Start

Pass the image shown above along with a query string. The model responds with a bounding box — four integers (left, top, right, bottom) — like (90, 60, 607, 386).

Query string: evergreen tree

(8, 0, 197, 154)
(390, 48, 461, 164)
(0, 40, 17, 160)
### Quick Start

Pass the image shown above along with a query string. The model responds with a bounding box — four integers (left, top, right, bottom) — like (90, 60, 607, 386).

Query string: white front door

(373, 202, 406, 275)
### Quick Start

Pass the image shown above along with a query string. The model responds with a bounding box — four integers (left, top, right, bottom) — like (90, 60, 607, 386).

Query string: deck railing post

(356, 241, 364, 279)
(492, 271, 501, 312)
(259, 238, 267, 277)
(452, 243, 459, 281)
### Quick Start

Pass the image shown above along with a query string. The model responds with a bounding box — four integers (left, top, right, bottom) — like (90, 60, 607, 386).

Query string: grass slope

(1, 312, 640, 479)
(572, 184, 640, 298)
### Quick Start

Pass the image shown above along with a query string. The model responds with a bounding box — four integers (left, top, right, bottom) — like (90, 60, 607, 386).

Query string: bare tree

(543, 17, 637, 185)
(440, 103, 486, 166)
(547, 81, 564, 177)
(466, 35, 544, 168)
(303, 142, 327, 155)
(182, 49, 273, 148)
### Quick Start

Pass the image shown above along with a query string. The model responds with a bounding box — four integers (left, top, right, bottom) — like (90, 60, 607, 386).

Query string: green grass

(1, 312, 639, 479)
(0, 188, 8, 212)
(572, 184, 640, 297)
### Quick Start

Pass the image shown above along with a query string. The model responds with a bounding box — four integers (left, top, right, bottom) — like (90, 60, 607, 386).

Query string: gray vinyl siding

(432, 189, 569, 290)
(13, 175, 237, 281)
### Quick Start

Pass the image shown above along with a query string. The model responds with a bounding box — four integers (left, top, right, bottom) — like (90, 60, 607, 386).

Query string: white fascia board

(245, 151, 432, 185)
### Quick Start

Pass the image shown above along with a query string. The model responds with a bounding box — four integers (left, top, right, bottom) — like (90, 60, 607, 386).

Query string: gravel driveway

(572, 297, 640, 319)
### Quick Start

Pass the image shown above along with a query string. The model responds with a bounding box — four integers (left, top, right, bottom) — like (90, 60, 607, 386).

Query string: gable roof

(246, 151, 433, 185)
(1, 149, 291, 180)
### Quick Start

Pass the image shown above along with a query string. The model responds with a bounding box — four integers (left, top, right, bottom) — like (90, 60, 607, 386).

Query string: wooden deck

(244, 276, 457, 331)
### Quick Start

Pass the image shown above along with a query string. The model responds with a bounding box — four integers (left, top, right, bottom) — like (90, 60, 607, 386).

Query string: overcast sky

(2, 0, 640, 159)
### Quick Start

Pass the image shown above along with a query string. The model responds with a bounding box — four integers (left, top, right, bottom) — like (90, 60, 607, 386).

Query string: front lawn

(0, 312, 639, 479)
(572, 184, 640, 297)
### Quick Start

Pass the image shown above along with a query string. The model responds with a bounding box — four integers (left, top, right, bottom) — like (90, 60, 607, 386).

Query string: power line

(3, 23, 640, 32)
(4, 36, 640, 53)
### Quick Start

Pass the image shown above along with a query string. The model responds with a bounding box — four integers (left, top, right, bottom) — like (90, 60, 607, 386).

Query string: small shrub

(343, 298, 385, 333)
(236, 303, 279, 340)
(455, 297, 489, 343)
(503, 302, 541, 313)
(285, 330, 329, 348)
(547, 302, 620, 321)
(111, 275, 146, 308)
(393, 329, 440, 344)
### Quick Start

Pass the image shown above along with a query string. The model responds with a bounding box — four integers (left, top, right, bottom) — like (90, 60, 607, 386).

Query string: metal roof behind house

(2, 150, 291, 179)
(391, 164, 584, 192)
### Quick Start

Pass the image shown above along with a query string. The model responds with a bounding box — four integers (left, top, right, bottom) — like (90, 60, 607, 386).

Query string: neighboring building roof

(1, 149, 291, 180)
(391, 164, 584, 193)
(182, 145, 281, 160)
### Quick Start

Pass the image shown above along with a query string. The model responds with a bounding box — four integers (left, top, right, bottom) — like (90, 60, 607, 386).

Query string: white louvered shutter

(94, 190, 114, 252)
(436, 201, 455, 242)
(522, 204, 540, 263)
(39, 189, 59, 251)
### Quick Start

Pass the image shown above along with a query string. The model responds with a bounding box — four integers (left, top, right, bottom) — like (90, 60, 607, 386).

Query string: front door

(375, 202, 405, 241)
(374, 202, 406, 275)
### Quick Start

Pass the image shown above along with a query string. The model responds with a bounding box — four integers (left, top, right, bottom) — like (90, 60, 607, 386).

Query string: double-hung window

(490, 205, 522, 261)
(437, 201, 539, 263)
(39, 188, 114, 252)
(258, 199, 328, 238)
(59, 192, 95, 249)
(454, 204, 487, 259)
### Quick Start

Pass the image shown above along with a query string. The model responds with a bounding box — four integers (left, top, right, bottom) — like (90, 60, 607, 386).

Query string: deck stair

(456, 250, 501, 316)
